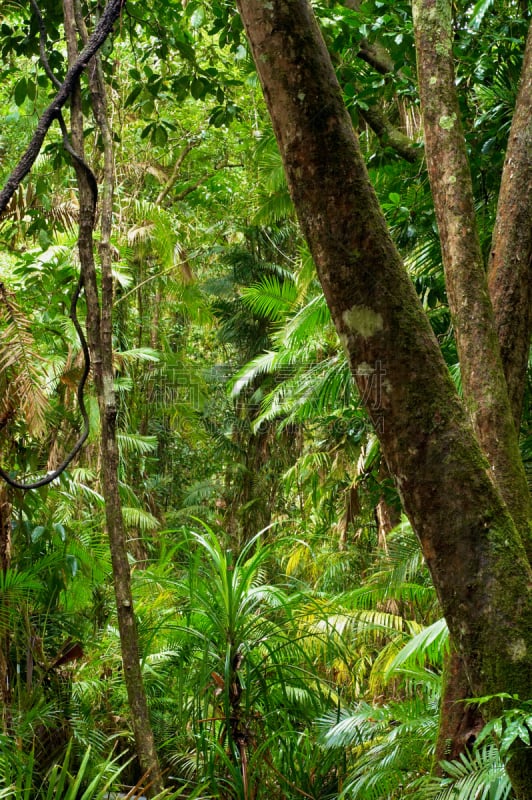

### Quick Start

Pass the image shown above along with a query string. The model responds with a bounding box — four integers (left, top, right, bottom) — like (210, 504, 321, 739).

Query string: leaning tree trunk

(235, 1, 532, 796)
(411, 0, 530, 548)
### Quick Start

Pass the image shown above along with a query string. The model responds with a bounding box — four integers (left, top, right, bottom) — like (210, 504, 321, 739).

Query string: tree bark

(488, 22, 532, 430)
(412, 0, 530, 546)
(235, 1, 532, 795)
(433, 648, 484, 769)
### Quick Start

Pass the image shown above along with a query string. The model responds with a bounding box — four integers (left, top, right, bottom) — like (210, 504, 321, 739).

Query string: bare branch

(359, 104, 420, 162)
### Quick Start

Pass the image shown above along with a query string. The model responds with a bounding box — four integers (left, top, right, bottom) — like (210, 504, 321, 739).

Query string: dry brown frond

(0, 284, 50, 435)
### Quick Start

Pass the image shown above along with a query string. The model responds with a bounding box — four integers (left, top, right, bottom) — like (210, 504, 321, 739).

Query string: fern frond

(431, 745, 511, 800)
(0, 284, 49, 433)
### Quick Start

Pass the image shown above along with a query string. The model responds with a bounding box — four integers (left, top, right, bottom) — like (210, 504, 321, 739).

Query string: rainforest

(0, 1, 531, 798)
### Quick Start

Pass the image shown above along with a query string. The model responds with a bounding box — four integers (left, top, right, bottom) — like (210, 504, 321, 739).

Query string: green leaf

(125, 84, 142, 107)
(190, 6, 205, 29)
(469, 0, 495, 31)
(26, 80, 36, 101)
(31, 525, 46, 542)
(190, 77, 206, 99)
(153, 124, 168, 147)
(14, 77, 27, 106)
(140, 122, 155, 140)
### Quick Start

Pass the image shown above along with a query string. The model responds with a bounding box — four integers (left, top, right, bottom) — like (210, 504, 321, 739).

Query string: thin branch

(174, 160, 243, 201)
(360, 104, 420, 163)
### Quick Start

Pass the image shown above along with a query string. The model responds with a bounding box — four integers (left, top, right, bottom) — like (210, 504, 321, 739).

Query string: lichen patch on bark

(342, 305, 383, 337)
(439, 113, 456, 130)
(507, 639, 527, 662)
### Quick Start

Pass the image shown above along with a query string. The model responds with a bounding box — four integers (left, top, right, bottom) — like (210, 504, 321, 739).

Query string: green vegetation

(0, 1, 530, 798)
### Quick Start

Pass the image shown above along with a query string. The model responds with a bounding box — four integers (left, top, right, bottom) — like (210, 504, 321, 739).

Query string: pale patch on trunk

(342, 306, 383, 337)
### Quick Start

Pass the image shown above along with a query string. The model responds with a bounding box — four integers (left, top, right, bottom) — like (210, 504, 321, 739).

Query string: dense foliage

(0, 1, 530, 798)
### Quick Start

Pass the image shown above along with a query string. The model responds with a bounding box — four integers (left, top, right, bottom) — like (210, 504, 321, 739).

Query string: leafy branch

(0, 0, 125, 215)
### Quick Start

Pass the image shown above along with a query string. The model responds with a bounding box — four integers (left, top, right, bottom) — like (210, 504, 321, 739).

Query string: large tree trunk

(235, 1, 532, 795)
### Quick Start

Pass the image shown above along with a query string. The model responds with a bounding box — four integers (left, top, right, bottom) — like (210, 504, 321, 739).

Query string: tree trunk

(434, 648, 484, 769)
(488, 22, 532, 431)
(62, 1, 164, 792)
(235, 1, 532, 795)
(412, 0, 530, 543)
(412, 0, 531, 768)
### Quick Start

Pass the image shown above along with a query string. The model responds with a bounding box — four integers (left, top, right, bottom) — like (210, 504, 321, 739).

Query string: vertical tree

(0, 0, 164, 791)
(235, 0, 532, 795)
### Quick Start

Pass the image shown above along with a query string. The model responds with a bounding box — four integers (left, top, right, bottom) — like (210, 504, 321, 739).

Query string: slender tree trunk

(235, 2, 532, 795)
(62, 2, 163, 792)
(488, 23, 532, 430)
(0, 484, 12, 732)
(412, 0, 530, 543)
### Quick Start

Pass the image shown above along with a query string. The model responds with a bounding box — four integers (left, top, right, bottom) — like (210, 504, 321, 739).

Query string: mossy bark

(236, 1, 532, 795)
(412, 0, 530, 547)
(488, 22, 532, 431)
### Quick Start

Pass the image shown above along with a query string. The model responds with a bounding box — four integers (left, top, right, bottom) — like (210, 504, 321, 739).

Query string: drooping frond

(385, 617, 448, 680)
(277, 293, 333, 348)
(116, 432, 158, 456)
(121, 506, 160, 531)
(252, 132, 294, 225)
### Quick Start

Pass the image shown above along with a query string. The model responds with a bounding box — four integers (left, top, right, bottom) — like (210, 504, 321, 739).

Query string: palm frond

(117, 432, 158, 456)
(240, 275, 298, 321)
(428, 745, 511, 800)
(122, 506, 160, 531)
(385, 618, 448, 680)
